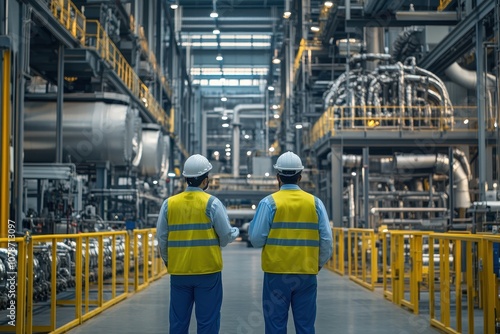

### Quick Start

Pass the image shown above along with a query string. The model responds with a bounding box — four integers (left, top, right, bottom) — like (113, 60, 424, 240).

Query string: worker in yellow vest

(156, 154, 239, 334)
(249, 151, 333, 334)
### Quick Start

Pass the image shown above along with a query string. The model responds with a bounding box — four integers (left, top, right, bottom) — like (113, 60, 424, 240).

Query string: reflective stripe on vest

(167, 191, 222, 274)
(262, 189, 319, 274)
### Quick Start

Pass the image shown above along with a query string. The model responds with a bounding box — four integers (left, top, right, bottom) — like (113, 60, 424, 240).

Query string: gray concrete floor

(68, 241, 440, 333)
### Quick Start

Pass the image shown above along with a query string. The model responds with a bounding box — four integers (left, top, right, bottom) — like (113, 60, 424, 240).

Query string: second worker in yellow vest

(249, 151, 333, 334)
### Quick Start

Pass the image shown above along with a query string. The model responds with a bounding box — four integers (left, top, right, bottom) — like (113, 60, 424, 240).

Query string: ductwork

(444, 62, 497, 90)
(394, 152, 471, 208)
(231, 104, 265, 177)
(330, 150, 471, 209)
(137, 124, 164, 177)
(24, 101, 142, 166)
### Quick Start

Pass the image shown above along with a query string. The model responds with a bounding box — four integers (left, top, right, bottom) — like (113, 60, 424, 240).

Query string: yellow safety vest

(262, 189, 319, 274)
(167, 191, 222, 274)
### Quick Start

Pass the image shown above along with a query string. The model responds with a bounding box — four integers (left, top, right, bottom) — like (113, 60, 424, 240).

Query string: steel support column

(331, 145, 343, 227)
(56, 44, 64, 163)
(476, 22, 486, 202)
(362, 147, 369, 228)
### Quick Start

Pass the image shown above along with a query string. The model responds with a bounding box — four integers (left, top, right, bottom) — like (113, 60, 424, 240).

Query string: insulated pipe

(444, 62, 496, 90)
(371, 207, 447, 213)
(394, 153, 471, 208)
(231, 104, 265, 177)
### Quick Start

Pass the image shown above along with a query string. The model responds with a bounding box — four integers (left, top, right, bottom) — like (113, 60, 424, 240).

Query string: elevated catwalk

(68, 241, 439, 334)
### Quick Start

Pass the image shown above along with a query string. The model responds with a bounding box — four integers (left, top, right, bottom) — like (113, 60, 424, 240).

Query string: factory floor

(67, 241, 440, 334)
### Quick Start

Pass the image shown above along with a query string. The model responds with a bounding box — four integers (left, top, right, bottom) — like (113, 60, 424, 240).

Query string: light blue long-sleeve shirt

(156, 186, 239, 265)
(249, 184, 333, 268)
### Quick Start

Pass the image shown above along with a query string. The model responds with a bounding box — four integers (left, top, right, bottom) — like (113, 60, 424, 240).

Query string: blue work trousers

(170, 272, 222, 334)
(262, 273, 317, 334)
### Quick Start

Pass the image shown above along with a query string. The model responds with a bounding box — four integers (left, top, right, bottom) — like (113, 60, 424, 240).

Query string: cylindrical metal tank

(137, 124, 164, 177)
(24, 101, 141, 165)
(160, 135, 170, 179)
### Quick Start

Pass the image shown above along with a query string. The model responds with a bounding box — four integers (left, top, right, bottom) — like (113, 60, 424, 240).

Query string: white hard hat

(182, 154, 213, 177)
(273, 151, 304, 175)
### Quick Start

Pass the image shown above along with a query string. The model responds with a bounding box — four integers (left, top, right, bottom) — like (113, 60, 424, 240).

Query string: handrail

(48, 1, 172, 133)
(329, 228, 500, 334)
(0, 229, 167, 334)
(309, 105, 488, 145)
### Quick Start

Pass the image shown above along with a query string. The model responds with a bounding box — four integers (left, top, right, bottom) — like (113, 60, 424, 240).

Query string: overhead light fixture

(221, 114, 228, 120)
(170, 1, 179, 9)
(273, 114, 280, 119)
(213, 28, 220, 35)
(310, 26, 320, 32)
(222, 123, 230, 128)
(268, 86, 274, 91)
(271, 104, 279, 110)
(210, 11, 219, 18)
(221, 96, 227, 102)
(295, 123, 303, 129)
(272, 57, 281, 64)
(220, 76, 226, 83)
(324, 1, 333, 8)
(216, 53, 223, 61)
(283, 11, 291, 19)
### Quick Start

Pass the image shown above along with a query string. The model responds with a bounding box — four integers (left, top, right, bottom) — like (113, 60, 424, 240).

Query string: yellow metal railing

(48, 1, 172, 133)
(429, 233, 500, 334)
(330, 228, 500, 333)
(84, 20, 169, 130)
(308, 105, 489, 146)
(382, 231, 432, 314)
(437, 0, 453, 11)
(347, 228, 378, 290)
(50, 0, 86, 44)
(0, 229, 166, 334)
(328, 228, 345, 275)
(138, 26, 172, 97)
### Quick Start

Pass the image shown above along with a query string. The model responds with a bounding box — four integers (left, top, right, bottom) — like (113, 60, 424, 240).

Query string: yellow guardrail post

(440, 238, 451, 328)
(98, 235, 104, 307)
(50, 238, 57, 331)
(482, 236, 496, 333)
(84, 236, 90, 315)
(382, 232, 391, 301)
(134, 232, 139, 291)
(75, 236, 82, 322)
(17, 236, 27, 334)
(111, 235, 116, 299)
(26, 237, 34, 334)
(124, 232, 130, 293)
(454, 239, 462, 333)
(466, 240, 474, 333)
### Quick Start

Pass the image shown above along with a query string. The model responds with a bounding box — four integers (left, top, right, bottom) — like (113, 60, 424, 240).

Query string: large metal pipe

(445, 62, 497, 90)
(24, 101, 142, 166)
(231, 104, 265, 177)
(137, 124, 164, 177)
(394, 153, 471, 208)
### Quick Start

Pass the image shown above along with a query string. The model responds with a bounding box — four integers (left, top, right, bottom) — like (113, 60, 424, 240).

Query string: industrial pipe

(231, 104, 265, 177)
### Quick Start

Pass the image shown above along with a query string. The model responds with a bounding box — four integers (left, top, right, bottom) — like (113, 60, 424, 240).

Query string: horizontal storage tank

(24, 101, 141, 166)
(137, 124, 164, 177)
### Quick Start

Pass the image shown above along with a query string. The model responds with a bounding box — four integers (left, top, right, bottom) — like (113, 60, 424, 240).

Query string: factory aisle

(67, 241, 439, 334)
